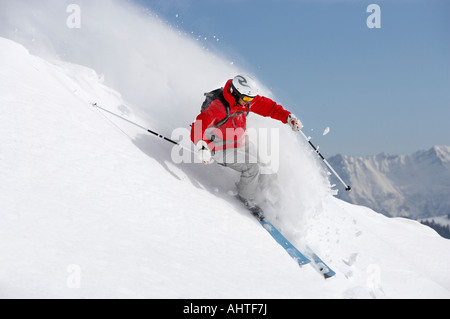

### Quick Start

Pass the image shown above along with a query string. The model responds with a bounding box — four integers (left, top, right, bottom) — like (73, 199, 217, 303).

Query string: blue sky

(135, 0, 449, 156)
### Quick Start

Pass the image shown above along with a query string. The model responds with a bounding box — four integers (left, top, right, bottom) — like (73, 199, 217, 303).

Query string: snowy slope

(329, 147, 450, 218)
(1, 37, 450, 299)
(2, 0, 450, 298)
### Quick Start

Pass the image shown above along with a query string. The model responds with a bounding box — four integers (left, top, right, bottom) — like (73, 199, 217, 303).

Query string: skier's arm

(251, 96, 303, 131)
(250, 96, 291, 123)
(190, 102, 226, 146)
(191, 112, 213, 146)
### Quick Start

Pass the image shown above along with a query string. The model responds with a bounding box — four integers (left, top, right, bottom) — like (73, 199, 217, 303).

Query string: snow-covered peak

(329, 146, 450, 219)
(413, 146, 450, 165)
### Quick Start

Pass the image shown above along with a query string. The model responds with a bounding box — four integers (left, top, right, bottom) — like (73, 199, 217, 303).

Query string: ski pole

(92, 103, 194, 154)
(299, 130, 351, 192)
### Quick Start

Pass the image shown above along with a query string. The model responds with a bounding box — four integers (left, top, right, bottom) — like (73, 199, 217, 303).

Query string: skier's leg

(228, 161, 260, 203)
(213, 142, 260, 204)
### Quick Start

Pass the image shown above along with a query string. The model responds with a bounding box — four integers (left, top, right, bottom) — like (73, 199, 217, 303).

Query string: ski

(244, 204, 336, 279)
(246, 205, 311, 267)
(305, 246, 336, 279)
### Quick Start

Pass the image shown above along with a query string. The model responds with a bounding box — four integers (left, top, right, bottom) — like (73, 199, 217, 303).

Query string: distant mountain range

(328, 146, 450, 219)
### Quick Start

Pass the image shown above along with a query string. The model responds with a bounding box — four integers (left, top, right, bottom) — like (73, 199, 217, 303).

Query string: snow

(1, 1, 450, 299)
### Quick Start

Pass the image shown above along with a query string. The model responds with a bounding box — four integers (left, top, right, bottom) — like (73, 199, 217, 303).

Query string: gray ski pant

(213, 142, 260, 201)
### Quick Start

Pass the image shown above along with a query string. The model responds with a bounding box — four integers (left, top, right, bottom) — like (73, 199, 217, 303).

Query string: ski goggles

(241, 95, 255, 103)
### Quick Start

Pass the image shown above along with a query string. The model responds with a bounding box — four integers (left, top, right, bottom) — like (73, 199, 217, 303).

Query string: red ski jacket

(191, 79, 291, 151)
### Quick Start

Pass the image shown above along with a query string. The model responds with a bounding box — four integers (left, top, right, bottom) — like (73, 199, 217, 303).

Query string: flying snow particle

(323, 127, 330, 136)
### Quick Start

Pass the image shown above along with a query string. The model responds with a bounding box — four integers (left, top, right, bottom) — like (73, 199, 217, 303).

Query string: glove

(196, 140, 214, 164)
(287, 114, 303, 132)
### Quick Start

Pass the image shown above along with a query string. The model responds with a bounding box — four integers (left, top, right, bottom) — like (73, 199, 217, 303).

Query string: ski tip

(322, 268, 336, 279)
(323, 272, 336, 279)
(316, 263, 336, 279)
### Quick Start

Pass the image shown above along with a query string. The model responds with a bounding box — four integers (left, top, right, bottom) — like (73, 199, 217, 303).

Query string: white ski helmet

(231, 74, 259, 99)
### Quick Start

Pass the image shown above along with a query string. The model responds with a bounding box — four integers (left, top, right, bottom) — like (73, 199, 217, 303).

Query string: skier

(191, 75, 303, 208)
